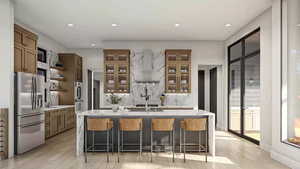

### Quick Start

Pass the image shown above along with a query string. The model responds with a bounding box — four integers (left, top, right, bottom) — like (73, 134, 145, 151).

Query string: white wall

(0, 0, 14, 158)
(14, 21, 67, 53)
(102, 40, 225, 108)
(224, 8, 273, 152)
(270, 0, 300, 168)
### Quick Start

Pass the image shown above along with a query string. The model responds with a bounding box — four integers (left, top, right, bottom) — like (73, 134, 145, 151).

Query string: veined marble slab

(76, 110, 215, 157)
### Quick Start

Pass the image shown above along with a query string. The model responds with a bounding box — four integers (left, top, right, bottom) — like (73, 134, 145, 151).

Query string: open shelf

(50, 77, 65, 81)
(50, 89, 66, 92)
(50, 66, 65, 71)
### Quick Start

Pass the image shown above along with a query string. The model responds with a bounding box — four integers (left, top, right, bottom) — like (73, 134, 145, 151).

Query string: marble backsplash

(104, 49, 193, 107)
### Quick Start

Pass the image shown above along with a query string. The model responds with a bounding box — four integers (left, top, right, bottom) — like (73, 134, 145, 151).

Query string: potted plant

(107, 93, 122, 112)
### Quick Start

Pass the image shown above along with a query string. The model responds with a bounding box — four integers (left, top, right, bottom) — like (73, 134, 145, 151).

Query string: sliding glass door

(228, 29, 260, 144)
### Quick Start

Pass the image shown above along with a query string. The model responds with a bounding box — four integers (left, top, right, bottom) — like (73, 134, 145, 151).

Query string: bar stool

(84, 118, 114, 163)
(118, 118, 143, 163)
(151, 118, 175, 162)
(180, 118, 208, 163)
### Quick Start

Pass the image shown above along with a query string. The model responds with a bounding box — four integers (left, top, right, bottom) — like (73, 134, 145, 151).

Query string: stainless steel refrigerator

(14, 72, 45, 154)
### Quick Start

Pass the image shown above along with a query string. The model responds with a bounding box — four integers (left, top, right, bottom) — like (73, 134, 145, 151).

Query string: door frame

(227, 28, 260, 145)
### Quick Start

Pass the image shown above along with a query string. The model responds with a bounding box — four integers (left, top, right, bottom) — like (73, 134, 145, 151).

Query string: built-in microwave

(38, 48, 47, 63)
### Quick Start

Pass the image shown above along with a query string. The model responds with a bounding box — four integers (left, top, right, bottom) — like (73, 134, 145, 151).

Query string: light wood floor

(0, 130, 289, 169)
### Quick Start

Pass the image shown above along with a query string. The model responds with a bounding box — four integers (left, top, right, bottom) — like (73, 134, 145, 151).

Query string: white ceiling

(14, 0, 272, 48)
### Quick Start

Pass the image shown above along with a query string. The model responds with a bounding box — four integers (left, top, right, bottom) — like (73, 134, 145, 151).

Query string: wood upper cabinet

(24, 49, 37, 74)
(14, 44, 23, 72)
(14, 24, 38, 74)
(165, 49, 191, 93)
(104, 49, 130, 93)
(75, 56, 83, 82)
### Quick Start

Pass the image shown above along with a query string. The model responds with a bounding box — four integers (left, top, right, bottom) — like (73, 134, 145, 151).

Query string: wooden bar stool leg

(184, 129, 186, 163)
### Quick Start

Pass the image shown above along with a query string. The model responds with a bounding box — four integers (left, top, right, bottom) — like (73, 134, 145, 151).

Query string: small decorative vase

(112, 104, 119, 112)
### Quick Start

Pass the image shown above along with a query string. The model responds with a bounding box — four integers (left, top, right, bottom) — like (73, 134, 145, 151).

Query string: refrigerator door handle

(34, 76, 36, 110)
(35, 77, 38, 109)
(31, 76, 34, 110)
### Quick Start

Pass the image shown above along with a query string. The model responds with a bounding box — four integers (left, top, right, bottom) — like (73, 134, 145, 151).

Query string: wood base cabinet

(45, 107, 75, 139)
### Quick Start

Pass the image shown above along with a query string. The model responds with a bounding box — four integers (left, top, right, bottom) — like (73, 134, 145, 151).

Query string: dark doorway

(87, 69, 92, 110)
(93, 80, 100, 109)
(198, 70, 205, 110)
(210, 67, 218, 125)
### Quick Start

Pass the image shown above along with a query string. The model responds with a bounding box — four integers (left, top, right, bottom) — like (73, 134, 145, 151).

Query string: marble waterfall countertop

(76, 109, 215, 156)
(77, 109, 213, 117)
(99, 106, 194, 110)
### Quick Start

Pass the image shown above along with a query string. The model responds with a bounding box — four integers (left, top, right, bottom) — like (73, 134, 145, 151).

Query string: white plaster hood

(135, 49, 160, 84)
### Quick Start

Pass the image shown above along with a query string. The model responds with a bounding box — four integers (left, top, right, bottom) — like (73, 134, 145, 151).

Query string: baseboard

(271, 150, 300, 169)
(260, 142, 271, 152)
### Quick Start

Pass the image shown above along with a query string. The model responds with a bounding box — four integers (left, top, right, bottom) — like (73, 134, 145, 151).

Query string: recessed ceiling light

(67, 23, 74, 27)
(91, 43, 96, 47)
(112, 23, 119, 27)
(175, 23, 180, 27)
(225, 23, 232, 27)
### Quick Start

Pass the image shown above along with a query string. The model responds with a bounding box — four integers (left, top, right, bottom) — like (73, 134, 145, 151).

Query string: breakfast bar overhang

(76, 110, 215, 157)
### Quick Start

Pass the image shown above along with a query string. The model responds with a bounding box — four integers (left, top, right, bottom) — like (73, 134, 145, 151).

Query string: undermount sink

(129, 107, 163, 112)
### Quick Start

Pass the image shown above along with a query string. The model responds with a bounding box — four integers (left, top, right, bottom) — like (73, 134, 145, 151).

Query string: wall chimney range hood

(135, 49, 160, 84)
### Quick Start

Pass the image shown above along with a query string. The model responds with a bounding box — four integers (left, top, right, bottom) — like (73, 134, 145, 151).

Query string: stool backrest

(119, 118, 143, 131)
(183, 118, 206, 131)
(152, 118, 175, 131)
(87, 118, 112, 131)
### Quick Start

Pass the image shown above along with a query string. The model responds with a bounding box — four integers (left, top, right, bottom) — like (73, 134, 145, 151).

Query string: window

(228, 28, 261, 144)
(281, 0, 300, 148)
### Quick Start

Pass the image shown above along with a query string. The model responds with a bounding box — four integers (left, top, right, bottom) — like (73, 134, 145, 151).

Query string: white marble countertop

(100, 106, 195, 109)
(77, 109, 214, 117)
(44, 105, 74, 111)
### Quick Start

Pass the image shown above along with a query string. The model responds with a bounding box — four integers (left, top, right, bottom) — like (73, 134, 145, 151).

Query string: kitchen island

(76, 110, 215, 156)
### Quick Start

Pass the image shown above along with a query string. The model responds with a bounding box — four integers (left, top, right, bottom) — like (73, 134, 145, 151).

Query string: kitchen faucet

(140, 85, 150, 111)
